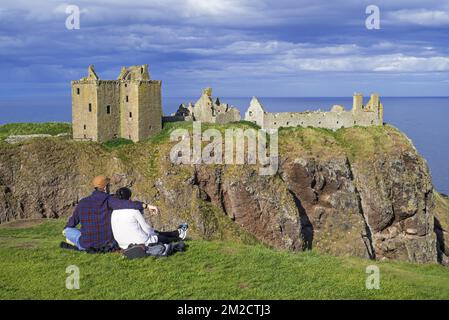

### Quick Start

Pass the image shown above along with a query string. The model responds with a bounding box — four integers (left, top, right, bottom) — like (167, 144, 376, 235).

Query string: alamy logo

(365, 265, 380, 290)
(365, 5, 380, 30)
(65, 5, 80, 30)
(169, 122, 278, 176)
(66, 265, 80, 290)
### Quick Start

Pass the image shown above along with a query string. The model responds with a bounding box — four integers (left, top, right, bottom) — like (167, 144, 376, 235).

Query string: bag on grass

(122, 243, 173, 260)
(123, 244, 147, 260)
(146, 243, 173, 257)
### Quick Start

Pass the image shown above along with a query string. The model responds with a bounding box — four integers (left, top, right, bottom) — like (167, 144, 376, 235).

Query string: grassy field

(0, 122, 72, 141)
(0, 220, 448, 300)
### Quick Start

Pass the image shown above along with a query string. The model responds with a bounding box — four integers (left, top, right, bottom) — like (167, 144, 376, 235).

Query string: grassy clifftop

(0, 219, 449, 300)
(0, 120, 413, 155)
(1, 122, 449, 299)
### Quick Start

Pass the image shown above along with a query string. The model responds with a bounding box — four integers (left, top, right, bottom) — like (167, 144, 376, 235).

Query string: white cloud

(2, 0, 449, 88)
(182, 40, 360, 57)
(387, 9, 449, 26)
(183, 0, 254, 17)
(276, 54, 449, 72)
(166, 53, 449, 80)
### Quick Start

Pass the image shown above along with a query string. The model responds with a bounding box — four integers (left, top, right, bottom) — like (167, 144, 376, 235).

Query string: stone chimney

(352, 93, 363, 111)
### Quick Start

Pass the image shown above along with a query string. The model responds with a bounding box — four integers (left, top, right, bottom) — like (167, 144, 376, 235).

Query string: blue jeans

(63, 228, 85, 250)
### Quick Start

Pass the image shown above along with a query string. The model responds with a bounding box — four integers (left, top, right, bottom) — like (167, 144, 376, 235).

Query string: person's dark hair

(116, 187, 132, 200)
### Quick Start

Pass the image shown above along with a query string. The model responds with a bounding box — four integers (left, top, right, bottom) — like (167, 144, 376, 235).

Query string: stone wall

(138, 81, 162, 141)
(120, 80, 140, 141)
(263, 109, 381, 131)
(172, 88, 241, 124)
(71, 80, 98, 141)
(216, 107, 241, 124)
(97, 81, 120, 142)
(162, 115, 192, 123)
(245, 94, 383, 131)
(193, 89, 215, 123)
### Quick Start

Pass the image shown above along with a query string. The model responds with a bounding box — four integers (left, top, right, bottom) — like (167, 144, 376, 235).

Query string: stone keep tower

(71, 64, 162, 142)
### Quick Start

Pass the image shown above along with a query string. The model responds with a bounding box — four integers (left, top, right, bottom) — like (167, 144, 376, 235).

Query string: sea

(0, 96, 448, 195)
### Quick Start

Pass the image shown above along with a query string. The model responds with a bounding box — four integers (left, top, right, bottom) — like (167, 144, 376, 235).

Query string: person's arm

(107, 196, 145, 213)
(65, 205, 80, 228)
(133, 210, 155, 236)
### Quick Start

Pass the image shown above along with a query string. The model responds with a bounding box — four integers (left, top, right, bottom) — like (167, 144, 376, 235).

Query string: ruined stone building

(72, 64, 383, 143)
(71, 64, 162, 142)
(165, 88, 241, 124)
(245, 93, 384, 132)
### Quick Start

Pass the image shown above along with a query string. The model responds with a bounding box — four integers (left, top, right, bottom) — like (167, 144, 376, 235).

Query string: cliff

(0, 122, 448, 265)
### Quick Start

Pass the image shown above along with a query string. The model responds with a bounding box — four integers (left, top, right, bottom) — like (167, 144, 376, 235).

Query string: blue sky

(1, 0, 449, 99)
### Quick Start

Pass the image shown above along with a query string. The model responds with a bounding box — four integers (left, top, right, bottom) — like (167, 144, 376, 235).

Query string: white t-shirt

(111, 209, 157, 249)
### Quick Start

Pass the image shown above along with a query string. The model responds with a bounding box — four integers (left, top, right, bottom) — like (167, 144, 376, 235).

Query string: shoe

(178, 223, 189, 240)
(60, 241, 80, 251)
(178, 222, 189, 231)
(65, 238, 76, 246)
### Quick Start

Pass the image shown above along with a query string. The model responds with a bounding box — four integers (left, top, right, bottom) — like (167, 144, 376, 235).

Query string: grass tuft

(101, 138, 134, 150)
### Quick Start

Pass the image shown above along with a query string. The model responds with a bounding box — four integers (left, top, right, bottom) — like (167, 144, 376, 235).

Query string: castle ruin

(165, 88, 241, 124)
(245, 93, 384, 132)
(71, 64, 162, 142)
(72, 64, 383, 142)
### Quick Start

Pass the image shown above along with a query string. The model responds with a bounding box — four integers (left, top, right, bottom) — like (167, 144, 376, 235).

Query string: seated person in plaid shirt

(63, 175, 157, 251)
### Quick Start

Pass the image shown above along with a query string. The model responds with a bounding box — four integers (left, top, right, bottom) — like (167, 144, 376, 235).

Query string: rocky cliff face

(0, 124, 447, 265)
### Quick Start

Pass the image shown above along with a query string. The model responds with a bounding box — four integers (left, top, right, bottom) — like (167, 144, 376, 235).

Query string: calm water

(1, 96, 448, 194)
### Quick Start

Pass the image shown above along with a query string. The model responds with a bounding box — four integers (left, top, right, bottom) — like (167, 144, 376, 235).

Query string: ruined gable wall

(245, 108, 264, 127)
(244, 101, 265, 127)
(193, 95, 215, 123)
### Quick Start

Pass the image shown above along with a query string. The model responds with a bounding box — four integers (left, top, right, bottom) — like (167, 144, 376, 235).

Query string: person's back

(63, 176, 145, 250)
(73, 190, 114, 249)
(111, 187, 188, 249)
(111, 209, 153, 249)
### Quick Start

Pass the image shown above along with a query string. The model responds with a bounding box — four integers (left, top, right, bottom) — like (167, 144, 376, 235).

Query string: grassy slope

(1, 122, 449, 299)
(0, 220, 448, 300)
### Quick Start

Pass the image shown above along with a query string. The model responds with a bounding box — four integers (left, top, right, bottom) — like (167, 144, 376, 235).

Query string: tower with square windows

(71, 64, 162, 142)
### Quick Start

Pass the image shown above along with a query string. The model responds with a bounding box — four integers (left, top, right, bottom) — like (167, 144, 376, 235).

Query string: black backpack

(122, 242, 186, 260)
(123, 243, 170, 260)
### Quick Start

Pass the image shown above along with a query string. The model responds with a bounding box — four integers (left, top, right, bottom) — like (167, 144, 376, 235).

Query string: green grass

(0, 122, 72, 141)
(149, 120, 263, 145)
(101, 138, 134, 150)
(0, 220, 448, 300)
(1, 122, 448, 299)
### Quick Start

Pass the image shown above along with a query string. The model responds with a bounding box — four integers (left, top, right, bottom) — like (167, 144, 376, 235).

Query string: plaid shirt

(65, 190, 144, 249)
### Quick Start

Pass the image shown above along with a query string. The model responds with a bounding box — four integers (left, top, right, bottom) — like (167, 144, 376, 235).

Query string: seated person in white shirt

(111, 187, 188, 250)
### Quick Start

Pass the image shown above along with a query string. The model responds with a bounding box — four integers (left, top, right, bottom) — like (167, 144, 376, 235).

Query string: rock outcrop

(0, 124, 447, 265)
